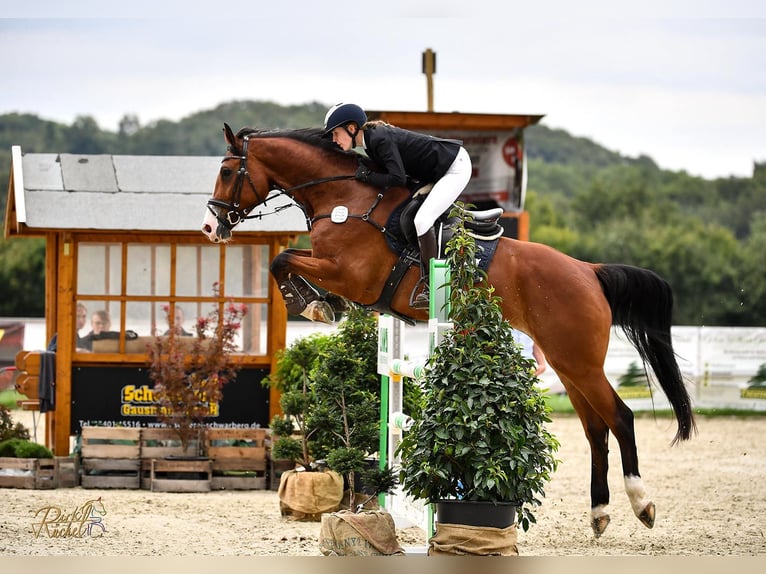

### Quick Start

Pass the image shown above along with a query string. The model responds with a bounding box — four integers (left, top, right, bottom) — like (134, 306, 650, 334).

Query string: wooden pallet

(80, 427, 141, 489)
(81, 427, 141, 459)
(140, 428, 203, 489)
(55, 456, 80, 488)
(0, 457, 57, 489)
(208, 428, 269, 490)
(150, 458, 212, 492)
(80, 458, 141, 489)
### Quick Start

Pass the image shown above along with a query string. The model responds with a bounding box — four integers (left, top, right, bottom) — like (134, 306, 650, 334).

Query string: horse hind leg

(606, 389, 656, 530)
(625, 474, 655, 530)
(570, 376, 656, 537)
(565, 383, 613, 537)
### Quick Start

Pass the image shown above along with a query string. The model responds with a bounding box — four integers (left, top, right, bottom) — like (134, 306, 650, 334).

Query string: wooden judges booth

(4, 111, 542, 456)
(4, 147, 307, 456)
(366, 110, 544, 240)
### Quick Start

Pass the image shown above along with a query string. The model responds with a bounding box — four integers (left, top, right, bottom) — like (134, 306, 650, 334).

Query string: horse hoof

(638, 502, 655, 529)
(591, 514, 611, 538)
(322, 293, 350, 314)
(301, 301, 335, 324)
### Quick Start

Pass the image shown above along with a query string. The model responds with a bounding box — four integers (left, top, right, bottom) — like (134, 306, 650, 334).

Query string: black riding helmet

(323, 103, 367, 146)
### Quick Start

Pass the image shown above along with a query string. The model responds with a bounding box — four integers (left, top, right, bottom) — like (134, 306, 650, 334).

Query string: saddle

(389, 188, 505, 258)
(371, 191, 504, 324)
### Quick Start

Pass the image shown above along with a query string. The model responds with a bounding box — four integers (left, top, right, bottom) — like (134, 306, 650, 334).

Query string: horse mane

(233, 126, 359, 163)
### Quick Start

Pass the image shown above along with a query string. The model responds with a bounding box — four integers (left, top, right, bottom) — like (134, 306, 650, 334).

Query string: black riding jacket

(361, 124, 462, 189)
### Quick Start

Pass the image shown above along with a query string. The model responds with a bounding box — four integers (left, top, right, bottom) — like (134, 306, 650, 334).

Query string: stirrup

(409, 278, 430, 309)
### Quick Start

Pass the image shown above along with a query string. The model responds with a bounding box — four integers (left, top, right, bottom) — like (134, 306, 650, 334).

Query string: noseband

(207, 134, 358, 233)
(207, 135, 259, 232)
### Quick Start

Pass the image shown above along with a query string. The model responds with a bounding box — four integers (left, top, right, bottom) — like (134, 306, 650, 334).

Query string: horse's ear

(223, 123, 235, 146)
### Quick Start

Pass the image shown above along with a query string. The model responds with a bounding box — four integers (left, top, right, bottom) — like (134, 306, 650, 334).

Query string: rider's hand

(355, 165, 371, 182)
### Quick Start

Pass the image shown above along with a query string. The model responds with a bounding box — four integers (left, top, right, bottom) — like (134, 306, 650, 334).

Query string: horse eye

(221, 167, 233, 178)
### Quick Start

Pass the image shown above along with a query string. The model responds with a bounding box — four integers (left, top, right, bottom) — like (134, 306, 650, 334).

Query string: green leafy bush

(0, 437, 53, 458)
(263, 333, 332, 468)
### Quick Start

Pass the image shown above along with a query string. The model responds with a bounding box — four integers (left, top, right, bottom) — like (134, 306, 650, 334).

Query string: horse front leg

(270, 249, 343, 324)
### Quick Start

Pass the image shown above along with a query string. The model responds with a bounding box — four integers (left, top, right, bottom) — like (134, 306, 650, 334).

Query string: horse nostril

(202, 224, 212, 234)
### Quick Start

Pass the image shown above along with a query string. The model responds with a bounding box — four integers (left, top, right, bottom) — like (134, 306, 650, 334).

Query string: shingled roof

(5, 146, 308, 236)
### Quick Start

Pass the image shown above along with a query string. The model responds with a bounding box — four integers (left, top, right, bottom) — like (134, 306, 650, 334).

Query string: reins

(208, 134, 387, 233)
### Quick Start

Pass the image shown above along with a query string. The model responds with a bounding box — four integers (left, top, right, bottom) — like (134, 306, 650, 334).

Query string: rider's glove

(355, 165, 371, 183)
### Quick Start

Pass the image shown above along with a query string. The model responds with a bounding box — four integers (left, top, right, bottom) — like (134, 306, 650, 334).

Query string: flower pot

(430, 500, 519, 556)
(435, 499, 517, 528)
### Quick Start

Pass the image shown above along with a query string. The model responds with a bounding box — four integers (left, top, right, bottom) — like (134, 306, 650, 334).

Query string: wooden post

(52, 233, 75, 456)
(422, 48, 436, 112)
(268, 236, 290, 421)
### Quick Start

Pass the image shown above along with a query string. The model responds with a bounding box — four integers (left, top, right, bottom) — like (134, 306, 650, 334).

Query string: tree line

(1, 101, 764, 325)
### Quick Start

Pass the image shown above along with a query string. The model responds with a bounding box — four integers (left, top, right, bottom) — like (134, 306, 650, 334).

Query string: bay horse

(201, 124, 696, 537)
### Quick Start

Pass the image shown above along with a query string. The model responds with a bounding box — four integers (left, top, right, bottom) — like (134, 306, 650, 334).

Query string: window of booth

(74, 240, 272, 361)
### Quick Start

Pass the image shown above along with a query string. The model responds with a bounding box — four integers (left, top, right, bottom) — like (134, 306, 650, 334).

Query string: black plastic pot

(434, 500, 518, 529)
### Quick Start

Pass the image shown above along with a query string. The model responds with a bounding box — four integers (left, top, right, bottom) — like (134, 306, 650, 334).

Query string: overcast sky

(2, 2, 765, 179)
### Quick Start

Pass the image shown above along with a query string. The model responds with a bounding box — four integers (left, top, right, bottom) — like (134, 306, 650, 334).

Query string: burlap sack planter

(277, 468, 344, 521)
(429, 500, 519, 556)
(319, 509, 404, 556)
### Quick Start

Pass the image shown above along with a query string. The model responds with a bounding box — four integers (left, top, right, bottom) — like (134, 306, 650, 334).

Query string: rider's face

(330, 125, 354, 151)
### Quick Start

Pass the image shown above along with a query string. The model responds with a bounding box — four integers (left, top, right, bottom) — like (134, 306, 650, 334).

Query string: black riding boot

(412, 228, 438, 309)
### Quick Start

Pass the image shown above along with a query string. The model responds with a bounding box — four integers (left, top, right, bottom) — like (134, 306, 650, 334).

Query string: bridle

(206, 134, 356, 235)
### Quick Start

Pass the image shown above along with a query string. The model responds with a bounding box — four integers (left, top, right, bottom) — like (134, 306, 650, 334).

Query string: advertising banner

(70, 366, 270, 433)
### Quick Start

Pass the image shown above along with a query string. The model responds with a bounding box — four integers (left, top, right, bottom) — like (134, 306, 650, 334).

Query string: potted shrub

(397, 208, 560, 556)
(267, 414, 301, 489)
(311, 304, 403, 556)
(146, 284, 247, 457)
(263, 333, 344, 521)
(309, 305, 383, 504)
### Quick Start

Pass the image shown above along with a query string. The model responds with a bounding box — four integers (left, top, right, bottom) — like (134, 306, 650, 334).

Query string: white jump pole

(377, 259, 450, 540)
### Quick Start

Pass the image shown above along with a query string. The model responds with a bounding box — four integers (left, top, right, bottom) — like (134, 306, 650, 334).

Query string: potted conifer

(263, 333, 344, 521)
(312, 304, 402, 556)
(397, 207, 560, 556)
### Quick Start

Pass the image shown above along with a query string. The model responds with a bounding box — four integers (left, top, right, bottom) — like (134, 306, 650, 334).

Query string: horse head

(201, 124, 362, 243)
(202, 123, 274, 243)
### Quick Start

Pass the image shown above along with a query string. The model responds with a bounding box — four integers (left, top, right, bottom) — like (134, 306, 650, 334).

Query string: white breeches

(413, 147, 472, 237)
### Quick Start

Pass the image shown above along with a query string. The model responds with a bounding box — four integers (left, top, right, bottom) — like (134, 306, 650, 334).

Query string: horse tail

(594, 264, 696, 443)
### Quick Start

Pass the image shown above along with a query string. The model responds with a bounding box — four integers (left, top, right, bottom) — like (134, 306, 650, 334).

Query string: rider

(323, 102, 473, 308)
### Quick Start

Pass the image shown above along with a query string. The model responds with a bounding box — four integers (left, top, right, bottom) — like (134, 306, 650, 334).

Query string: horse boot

(412, 228, 438, 309)
(279, 275, 335, 323)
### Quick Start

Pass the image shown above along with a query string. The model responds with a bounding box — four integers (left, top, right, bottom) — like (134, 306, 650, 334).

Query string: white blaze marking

(202, 211, 219, 239)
